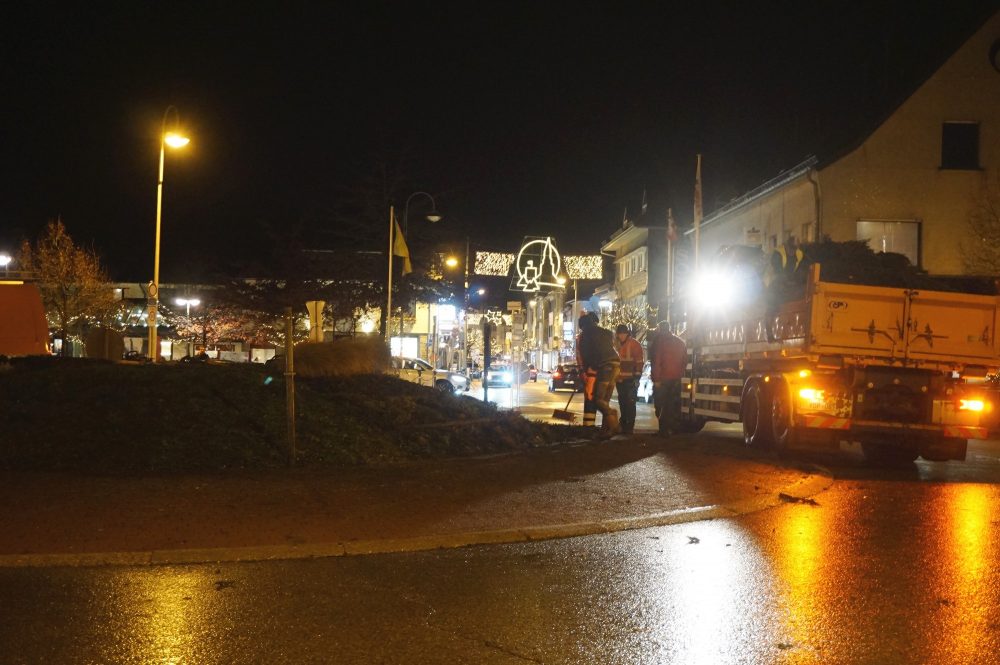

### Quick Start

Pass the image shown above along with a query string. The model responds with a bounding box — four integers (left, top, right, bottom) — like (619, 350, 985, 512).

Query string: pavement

(0, 424, 832, 568)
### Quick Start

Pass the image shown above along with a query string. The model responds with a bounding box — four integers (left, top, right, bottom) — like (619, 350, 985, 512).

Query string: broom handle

(562, 390, 575, 410)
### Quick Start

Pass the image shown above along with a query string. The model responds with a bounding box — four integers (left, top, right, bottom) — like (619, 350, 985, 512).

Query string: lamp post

(148, 106, 191, 362)
(175, 297, 201, 356)
(402, 191, 441, 237)
(0, 253, 11, 277)
(387, 191, 442, 356)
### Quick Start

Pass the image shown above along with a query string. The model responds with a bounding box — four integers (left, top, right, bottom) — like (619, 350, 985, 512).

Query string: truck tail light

(959, 399, 985, 412)
(799, 388, 825, 403)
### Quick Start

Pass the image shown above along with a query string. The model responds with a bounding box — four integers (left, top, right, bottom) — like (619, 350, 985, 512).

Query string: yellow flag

(392, 214, 412, 275)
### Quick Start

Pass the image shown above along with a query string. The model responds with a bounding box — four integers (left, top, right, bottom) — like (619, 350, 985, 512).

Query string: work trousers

(653, 379, 682, 435)
(593, 362, 620, 426)
(615, 377, 638, 433)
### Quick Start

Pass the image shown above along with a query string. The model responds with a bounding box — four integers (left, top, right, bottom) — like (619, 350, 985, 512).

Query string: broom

(552, 389, 578, 422)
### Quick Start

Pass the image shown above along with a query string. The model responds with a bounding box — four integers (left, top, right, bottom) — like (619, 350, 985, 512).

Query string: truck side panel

(905, 289, 999, 364)
(809, 281, 905, 359)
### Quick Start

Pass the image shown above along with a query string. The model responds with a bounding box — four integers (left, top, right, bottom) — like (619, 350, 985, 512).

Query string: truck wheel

(770, 381, 796, 452)
(742, 380, 774, 448)
(861, 439, 918, 465)
(435, 380, 455, 394)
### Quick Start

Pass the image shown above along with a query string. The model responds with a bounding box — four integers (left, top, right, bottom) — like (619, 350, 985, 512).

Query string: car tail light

(553, 372, 562, 379)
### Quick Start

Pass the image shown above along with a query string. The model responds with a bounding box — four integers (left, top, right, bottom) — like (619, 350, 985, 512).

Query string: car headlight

(500, 372, 512, 383)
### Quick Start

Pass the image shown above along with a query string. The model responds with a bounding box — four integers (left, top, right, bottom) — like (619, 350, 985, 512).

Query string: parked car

(636, 361, 654, 403)
(548, 364, 583, 392)
(391, 356, 470, 394)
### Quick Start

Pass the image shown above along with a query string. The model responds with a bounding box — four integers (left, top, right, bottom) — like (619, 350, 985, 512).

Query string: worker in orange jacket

(614, 324, 644, 434)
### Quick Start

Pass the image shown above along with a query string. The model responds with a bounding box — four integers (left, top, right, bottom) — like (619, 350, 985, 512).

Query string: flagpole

(386, 205, 395, 342)
(666, 208, 674, 325)
(694, 154, 702, 270)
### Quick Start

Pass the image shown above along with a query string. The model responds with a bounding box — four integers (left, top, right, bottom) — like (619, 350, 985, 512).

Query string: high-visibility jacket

(616, 336, 644, 379)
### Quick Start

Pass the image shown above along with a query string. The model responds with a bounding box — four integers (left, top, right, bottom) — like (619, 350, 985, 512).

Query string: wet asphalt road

(2, 437, 1000, 663)
(2, 380, 1000, 663)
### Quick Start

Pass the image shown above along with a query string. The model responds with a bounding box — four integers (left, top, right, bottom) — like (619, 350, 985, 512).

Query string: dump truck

(0, 283, 50, 356)
(675, 263, 999, 463)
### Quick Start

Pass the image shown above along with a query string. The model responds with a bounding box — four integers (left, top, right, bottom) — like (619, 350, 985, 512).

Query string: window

(941, 122, 980, 170)
(856, 220, 921, 267)
(801, 223, 814, 243)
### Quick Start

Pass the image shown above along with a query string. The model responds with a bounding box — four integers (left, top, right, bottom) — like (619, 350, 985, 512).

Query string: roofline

(685, 156, 818, 235)
(602, 220, 665, 252)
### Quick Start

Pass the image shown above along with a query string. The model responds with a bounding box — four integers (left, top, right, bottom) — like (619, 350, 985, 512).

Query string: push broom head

(551, 389, 577, 422)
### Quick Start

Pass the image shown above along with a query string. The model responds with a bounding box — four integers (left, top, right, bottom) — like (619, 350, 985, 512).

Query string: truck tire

(742, 379, 774, 448)
(769, 380, 796, 452)
(861, 438, 918, 465)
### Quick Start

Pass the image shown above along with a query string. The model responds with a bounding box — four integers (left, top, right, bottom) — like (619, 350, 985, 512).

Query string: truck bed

(694, 265, 1000, 372)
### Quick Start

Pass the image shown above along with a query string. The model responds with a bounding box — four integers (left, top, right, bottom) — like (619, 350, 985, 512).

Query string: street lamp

(175, 297, 202, 357)
(0, 253, 11, 277)
(148, 105, 190, 362)
(175, 297, 201, 317)
(402, 191, 441, 237)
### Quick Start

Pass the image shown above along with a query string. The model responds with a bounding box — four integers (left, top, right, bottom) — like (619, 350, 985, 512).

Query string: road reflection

(771, 499, 828, 657)
(635, 522, 772, 664)
(924, 483, 996, 663)
(108, 568, 218, 664)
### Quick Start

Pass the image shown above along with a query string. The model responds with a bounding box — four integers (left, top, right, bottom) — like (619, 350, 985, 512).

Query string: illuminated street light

(477, 288, 486, 295)
(164, 133, 190, 148)
(445, 256, 459, 268)
(175, 297, 201, 317)
(148, 105, 190, 362)
(0, 253, 11, 276)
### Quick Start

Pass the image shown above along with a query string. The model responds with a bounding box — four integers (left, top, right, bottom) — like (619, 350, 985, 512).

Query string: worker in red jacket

(614, 324, 644, 434)
(648, 320, 686, 436)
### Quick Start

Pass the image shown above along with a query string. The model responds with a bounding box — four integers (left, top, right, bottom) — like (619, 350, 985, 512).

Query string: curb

(0, 464, 834, 569)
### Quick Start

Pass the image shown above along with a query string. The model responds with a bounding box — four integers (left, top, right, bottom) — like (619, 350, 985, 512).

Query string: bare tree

(963, 174, 1000, 275)
(18, 219, 117, 354)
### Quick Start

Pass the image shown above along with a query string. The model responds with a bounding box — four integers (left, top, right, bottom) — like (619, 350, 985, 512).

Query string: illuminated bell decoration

(514, 237, 563, 292)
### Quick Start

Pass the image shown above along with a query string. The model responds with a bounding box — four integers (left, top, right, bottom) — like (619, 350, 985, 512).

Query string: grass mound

(0, 358, 577, 473)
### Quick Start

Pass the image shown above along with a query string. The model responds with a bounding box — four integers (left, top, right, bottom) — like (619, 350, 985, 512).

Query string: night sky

(1, 2, 995, 281)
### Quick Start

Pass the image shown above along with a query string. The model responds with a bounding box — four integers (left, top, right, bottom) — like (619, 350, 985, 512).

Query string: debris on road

(778, 493, 819, 506)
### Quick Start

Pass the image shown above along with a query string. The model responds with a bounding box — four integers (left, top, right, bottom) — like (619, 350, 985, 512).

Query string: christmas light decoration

(564, 255, 603, 280)
(514, 237, 563, 292)
(474, 251, 515, 276)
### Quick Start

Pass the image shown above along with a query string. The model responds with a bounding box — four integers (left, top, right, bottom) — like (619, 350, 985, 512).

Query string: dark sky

(1, 2, 995, 280)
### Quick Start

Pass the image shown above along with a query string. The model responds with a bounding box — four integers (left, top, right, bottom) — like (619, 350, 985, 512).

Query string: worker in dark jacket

(575, 330, 598, 429)
(614, 324, 644, 434)
(578, 312, 620, 437)
(648, 320, 686, 436)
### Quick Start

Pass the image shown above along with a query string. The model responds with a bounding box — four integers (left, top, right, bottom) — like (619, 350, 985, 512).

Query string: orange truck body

(679, 263, 1000, 461)
(0, 283, 50, 356)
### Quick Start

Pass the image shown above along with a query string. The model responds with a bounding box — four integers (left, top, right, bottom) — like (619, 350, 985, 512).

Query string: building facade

(693, 12, 1000, 276)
